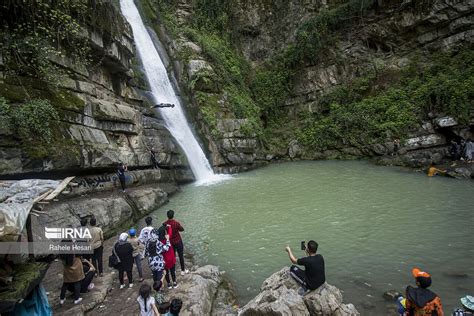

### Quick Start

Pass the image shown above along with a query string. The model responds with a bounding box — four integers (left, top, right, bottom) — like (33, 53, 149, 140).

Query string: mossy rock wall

(0, 4, 191, 178)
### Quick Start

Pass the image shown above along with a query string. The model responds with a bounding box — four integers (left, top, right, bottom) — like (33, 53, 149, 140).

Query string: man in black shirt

(285, 240, 325, 295)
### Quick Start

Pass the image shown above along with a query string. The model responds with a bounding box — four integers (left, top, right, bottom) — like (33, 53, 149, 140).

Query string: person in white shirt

(137, 283, 158, 316)
(139, 216, 154, 246)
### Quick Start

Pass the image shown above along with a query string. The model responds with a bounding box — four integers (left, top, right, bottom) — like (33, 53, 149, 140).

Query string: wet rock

(383, 290, 401, 301)
(288, 140, 301, 159)
(265, 154, 275, 161)
(239, 267, 359, 316)
(181, 41, 202, 54)
(435, 116, 458, 128)
(443, 272, 469, 279)
(371, 144, 388, 155)
(404, 134, 445, 151)
(361, 301, 376, 310)
(447, 167, 473, 179)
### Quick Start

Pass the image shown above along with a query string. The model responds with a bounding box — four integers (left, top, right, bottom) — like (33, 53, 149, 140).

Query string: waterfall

(120, 0, 226, 185)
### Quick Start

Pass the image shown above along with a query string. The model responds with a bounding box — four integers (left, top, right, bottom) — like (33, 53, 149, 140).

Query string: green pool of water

(151, 161, 474, 315)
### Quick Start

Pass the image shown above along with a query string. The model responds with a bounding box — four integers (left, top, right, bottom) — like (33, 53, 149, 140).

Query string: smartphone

(301, 241, 306, 251)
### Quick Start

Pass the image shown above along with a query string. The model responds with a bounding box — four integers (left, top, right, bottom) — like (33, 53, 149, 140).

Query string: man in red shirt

(163, 210, 189, 275)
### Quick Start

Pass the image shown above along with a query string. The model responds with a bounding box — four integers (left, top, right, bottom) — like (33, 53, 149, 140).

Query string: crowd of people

(58, 210, 188, 316)
(449, 138, 474, 163)
(286, 239, 473, 316)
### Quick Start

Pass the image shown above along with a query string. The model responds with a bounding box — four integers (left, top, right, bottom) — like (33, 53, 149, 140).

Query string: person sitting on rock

(158, 302, 171, 315)
(405, 267, 444, 316)
(168, 298, 183, 316)
(285, 240, 325, 295)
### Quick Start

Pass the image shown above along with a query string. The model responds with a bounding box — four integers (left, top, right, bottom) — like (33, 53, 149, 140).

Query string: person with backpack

(137, 283, 159, 316)
(405, 267, 444, 316)
(115, 232, 134, 289)
(160, 224, 178, 289)
(163, 210, 189, 275)
(145, 227, 170, 282)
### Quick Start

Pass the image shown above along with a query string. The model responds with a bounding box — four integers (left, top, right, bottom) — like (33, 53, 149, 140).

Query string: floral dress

(145, 230, 170, 271)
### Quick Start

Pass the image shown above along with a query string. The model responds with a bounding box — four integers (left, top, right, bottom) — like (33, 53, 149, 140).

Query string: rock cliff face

(239, 267, 359, 316)
(140, 0, 266, 173)
(0, 3, 193, 236)
(140, 0, 474, 173)
(0, 4, 190, 179)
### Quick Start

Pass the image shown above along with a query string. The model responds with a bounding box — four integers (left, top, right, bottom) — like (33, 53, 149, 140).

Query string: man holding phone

(285, 240, 326, 295)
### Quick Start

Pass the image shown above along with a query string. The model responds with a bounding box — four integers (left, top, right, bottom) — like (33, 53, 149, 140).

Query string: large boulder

(239, 267, 359, 316)
(171, 265, 236, 316)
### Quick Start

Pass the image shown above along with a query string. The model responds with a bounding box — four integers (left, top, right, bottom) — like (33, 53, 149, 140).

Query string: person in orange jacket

(405, 267, 444, 316)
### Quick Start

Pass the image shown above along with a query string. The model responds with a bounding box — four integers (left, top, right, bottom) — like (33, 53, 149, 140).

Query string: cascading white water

(120, 0, 226, 185)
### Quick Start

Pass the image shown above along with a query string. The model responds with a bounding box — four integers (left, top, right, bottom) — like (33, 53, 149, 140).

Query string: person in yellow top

(89, 217, 104, 276)
(427, 165, 446, 177)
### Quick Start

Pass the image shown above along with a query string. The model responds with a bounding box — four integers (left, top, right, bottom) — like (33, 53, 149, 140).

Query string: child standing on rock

(160, 224, 178, 289)
(137, 283, 159, 316)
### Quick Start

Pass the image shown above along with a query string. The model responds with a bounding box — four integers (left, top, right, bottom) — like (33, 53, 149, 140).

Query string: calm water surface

(151, 161, 474, 315)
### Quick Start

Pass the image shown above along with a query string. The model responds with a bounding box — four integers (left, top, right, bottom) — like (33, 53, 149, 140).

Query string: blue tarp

(8, 285, 52, 316)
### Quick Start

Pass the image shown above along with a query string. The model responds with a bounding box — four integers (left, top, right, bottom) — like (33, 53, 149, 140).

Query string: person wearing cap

(453, 295, 474, 316)
(129, 228, 145, 282)
(405, 267, 444, 316)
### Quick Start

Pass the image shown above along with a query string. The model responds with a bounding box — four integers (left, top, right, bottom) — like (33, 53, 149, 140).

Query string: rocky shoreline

(44, 239, 359, 316)
(38, 181, 361, 316)
(43, 221, 237, 316)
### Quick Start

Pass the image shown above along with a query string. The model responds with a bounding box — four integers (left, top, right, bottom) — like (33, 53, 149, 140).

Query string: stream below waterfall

(148, 161, 474, 315)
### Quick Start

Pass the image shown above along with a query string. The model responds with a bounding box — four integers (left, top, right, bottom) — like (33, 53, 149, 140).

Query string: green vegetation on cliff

(0, 98, 59, 143)
(297, 50, 474, 150)
(141, 0, 473, 156)
(1, 0, 126, 82)
(142, 0, 263, 136)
